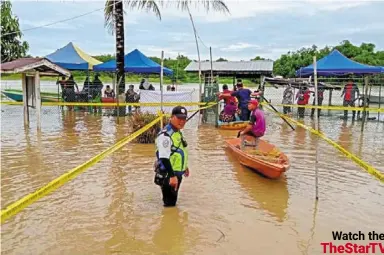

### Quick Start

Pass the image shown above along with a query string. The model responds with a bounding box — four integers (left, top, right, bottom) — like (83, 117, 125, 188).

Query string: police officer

(155, 106, 190, 207)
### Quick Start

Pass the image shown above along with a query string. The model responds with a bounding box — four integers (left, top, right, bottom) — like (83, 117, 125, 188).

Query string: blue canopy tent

(45, 42, 102, 70)
(296, 49, 383, 77)
(93, 49, 173, 75)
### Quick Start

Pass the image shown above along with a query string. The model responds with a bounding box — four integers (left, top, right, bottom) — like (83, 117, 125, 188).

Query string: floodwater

(1, 99, 383, 255)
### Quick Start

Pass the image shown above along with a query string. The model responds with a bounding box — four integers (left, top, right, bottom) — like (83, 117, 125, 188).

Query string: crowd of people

(281, 79, 361, 119)
(57, 76, 180, 113)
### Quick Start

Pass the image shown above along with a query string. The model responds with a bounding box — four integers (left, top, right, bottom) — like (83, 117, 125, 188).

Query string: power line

(1, 3, 114, 38)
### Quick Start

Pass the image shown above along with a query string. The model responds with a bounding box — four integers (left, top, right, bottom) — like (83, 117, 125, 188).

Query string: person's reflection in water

(338, 120, 353, 151)
(293, 121, 307, 149)
(153, 207, 188, 254)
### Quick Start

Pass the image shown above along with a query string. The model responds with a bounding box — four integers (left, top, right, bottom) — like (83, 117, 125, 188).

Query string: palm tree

(104, 0, 229, 94)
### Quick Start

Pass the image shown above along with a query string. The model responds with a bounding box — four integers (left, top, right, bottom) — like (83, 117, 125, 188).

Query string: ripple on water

(1, 105, 383, 255)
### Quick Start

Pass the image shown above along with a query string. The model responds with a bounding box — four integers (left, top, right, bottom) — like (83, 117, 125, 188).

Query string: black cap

(171, 106, 188, 119)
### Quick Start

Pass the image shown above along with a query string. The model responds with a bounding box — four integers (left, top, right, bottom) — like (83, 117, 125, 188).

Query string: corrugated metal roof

(1, 57, 71, 76)
(1, 58, 43, 71)
(184, 60, 274, 73)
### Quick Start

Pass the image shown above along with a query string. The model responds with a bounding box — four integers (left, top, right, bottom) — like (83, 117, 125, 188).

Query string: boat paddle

(260, 95, 295, 131)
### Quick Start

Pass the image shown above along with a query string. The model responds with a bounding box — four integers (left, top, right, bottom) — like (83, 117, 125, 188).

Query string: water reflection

(337, 120, 353, 151)
(224, 149, 289, 223)
(293, 121, 307, 149)
(153, 208, 189, 254)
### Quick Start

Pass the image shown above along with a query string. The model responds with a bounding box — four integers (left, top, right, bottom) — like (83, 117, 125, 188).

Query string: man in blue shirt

(230, 82, 254, 121)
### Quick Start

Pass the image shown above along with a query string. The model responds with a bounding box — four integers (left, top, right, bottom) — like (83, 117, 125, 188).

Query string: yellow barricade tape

(0, 102, 218, 224)
(1, 115, 163, 224)
(264, 106, 384, 183)
(260, 102, 384, 113)
(0, 101, 218, 107)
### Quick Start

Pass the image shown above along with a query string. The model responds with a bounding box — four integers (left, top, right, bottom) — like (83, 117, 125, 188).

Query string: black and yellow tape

(265, 106, 384, 183)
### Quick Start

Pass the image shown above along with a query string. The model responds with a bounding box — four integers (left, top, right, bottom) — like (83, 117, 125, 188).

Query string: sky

(11, 0, 384, 61)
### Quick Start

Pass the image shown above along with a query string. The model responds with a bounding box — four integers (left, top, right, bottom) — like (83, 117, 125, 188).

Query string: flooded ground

(1, 102, 383, 255)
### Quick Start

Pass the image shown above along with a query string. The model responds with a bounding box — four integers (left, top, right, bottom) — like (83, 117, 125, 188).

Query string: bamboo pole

(187, 5, 202, 112)
(35, 71, 41, 130)
(313, 56, 319, 200)
(361, 76, 369, 131)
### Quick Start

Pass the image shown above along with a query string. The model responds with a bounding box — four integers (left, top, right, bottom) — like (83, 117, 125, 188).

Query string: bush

(128, 112, 169, 143)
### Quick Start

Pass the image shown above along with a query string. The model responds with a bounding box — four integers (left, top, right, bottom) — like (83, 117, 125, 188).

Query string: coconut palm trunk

(104, 0, 230, 101)
(114, 0, 125, 94)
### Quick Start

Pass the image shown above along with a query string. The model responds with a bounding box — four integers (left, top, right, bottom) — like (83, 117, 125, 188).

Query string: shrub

(128, 112, 169, 143)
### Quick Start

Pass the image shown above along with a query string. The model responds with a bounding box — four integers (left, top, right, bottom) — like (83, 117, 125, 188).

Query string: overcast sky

(11, 0, 384, 61)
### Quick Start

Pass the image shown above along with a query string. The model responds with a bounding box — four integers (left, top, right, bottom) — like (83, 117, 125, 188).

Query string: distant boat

(1, 89, 61, 102)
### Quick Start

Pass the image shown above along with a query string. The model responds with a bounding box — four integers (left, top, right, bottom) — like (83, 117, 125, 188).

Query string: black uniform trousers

(161, 175, 183, 207)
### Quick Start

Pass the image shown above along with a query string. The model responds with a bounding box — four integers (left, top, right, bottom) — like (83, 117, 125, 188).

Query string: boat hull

(1, 89, 61, 102)
(225, 137, 290, 179)
(218, 120, 248, 130)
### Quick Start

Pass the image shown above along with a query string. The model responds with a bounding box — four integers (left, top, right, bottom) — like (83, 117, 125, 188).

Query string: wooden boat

(218, 120, 248, 130)
(1, 89, 61, 102)
(225, 137, 290, 179)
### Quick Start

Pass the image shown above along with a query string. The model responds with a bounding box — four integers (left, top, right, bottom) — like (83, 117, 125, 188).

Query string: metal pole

(210, 47, 213, 84)
(160, 50, 164, 129)
(313, 56, 319, 200)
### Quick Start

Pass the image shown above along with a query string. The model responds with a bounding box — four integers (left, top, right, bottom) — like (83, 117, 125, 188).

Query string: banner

(138, 90, 195, 114)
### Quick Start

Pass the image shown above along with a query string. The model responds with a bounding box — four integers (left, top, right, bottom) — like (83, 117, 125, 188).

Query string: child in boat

(239, 99, 266, 149)
(219, 101, 237, 122)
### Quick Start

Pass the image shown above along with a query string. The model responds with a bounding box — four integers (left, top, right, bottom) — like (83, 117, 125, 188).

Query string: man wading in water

(154, 106, 190, 207)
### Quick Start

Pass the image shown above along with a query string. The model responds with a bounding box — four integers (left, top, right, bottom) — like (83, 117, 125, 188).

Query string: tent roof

(296, 49, 383, 77)
(93, 49, 173, 75)
(45, 42, 102, 70)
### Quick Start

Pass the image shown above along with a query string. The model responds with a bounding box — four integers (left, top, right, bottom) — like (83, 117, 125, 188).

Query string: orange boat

(225, 137, 290, 179)
(218, 120, 248, 130)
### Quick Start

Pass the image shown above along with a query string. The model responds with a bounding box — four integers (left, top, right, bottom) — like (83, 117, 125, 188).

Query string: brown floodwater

(1, 105, 383, 255)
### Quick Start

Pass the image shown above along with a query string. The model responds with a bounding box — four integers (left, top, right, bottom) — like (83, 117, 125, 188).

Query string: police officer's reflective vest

(156, 124, 188, 173)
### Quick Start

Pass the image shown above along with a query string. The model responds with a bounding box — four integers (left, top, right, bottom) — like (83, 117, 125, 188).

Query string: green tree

(216, 57, 228, 62)
(273, 41, 384, 77)
(0, 0, 29, 63)
(93, 54, 115, 63)
(251, 56, 265, 61)
(104, 0, 229, 93)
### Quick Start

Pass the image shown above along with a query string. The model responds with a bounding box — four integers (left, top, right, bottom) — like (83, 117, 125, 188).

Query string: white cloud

(221, 42, 260, 52)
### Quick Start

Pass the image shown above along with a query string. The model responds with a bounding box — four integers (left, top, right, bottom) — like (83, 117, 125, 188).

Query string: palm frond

(104, 0, 116, 35)
(174, 0, 230, 14)
(125, 0, 162, 20)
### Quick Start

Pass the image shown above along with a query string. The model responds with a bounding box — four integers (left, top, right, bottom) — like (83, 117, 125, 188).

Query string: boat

(1, 89, 61, 102)
(225, 137, 290, 179)
(217, 120, 248, 130)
